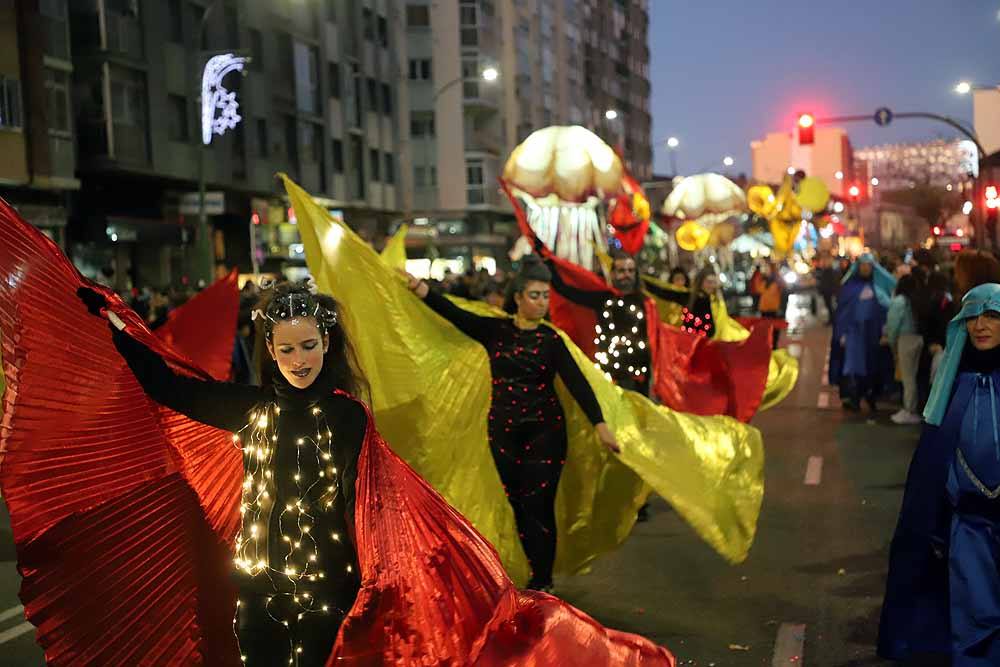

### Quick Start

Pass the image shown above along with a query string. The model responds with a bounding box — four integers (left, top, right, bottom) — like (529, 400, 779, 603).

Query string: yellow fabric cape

(641, 275, 799, 412)
(282, 175, 764, 581)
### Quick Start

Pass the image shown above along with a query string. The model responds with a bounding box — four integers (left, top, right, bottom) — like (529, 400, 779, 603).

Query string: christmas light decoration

(201, 53, 248, 145)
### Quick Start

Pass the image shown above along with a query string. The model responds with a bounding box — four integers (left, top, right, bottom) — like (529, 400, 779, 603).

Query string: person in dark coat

(829, 253, 895, 413)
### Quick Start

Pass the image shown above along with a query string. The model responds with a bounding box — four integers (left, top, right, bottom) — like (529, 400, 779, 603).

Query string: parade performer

(542, 245, 795, 422)
(545, 249, 659, 395)
(281, 174, 764, 583)
(878, 283, 1000, 665)
(404, 256, 618, 591)
(829, 253, 895, 412)
(0, 200, 679, 666)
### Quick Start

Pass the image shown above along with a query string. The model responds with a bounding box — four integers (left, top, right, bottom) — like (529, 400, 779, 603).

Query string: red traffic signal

(797, 113, 815, 145)
(848, 184, 861, 199)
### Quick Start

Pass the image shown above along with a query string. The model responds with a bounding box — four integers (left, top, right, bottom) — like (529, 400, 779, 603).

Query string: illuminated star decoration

(201, 53, 248, 145)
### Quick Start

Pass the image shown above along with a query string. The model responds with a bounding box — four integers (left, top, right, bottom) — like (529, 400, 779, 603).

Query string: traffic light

(797, 113, 815, 145)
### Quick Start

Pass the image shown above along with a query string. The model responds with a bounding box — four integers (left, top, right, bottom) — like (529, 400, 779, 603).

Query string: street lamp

(481, 66, 499, 82)
(666, 136, 679, 149)
(871, 177, 879, 187)
(605, 109, 618, 121)
(722, 156, 734, 167)
(955, 81, 973, 95)
(664, 136, 680, 175)
(835, 171, 844, 180)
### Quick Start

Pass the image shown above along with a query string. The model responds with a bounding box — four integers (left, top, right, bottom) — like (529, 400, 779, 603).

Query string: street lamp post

(665, 136, 679, 175)
(954, 81, 999, 249)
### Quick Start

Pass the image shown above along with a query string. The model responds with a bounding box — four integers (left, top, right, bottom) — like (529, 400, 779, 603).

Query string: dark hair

(669, 267, 690, 288)
(954, 250, 1000, 301)
(689, 267, 718, 309)
(253, 281, 368, 400)
(503, 255, 552, 313)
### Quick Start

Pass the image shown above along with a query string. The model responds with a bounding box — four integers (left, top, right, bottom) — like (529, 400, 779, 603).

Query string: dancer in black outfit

(81, 282, 365, 667)
(403, 258, 619, 591)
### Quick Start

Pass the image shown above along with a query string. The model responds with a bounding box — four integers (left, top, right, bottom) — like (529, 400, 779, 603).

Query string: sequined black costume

(111, 330, 364, 667)
(422, 290, 603, 588)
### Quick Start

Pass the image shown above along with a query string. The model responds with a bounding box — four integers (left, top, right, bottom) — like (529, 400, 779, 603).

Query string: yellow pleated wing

(282, 174, 764, 573)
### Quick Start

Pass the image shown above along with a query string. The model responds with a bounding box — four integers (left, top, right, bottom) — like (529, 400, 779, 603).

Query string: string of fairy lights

(593, 298, 648, 379)
(230, 402, 349, 665)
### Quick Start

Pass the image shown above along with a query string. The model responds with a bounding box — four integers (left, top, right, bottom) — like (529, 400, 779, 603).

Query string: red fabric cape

(155, 270, 240, 381)
(0, 200, 674, 666)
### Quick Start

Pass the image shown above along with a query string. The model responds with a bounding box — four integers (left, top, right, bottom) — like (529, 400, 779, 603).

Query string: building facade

(401, 0, 652, 270)
(854, 139, 981, 192)
(0, 0, 79, 249)
(60, 0, 407, 289)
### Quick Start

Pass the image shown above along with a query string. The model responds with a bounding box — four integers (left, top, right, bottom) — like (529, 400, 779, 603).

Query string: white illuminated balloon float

(502, 126, 648, 270)
(662, 173, 747, 252)
(201, 53, 249, 145)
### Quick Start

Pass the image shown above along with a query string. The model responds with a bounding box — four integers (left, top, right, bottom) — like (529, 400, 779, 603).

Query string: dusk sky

(648, 1, 1000, 177)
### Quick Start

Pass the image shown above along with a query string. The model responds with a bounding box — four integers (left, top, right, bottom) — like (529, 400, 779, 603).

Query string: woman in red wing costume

(0, 199, 674, 666)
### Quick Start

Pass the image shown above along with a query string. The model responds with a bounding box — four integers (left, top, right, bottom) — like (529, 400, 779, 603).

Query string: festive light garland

(231, 402, 349, 664)
(593, 299, 648, 380)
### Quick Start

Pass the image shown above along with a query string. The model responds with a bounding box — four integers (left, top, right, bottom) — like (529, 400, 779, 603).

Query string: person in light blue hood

(829, 253, 896, 412)
(879, 283, 1000, 665)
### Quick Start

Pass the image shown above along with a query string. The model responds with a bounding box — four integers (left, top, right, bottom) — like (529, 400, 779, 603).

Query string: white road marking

(804, 456, 823, 486)
(0, 622, 33, 645)
(817, 393, 830, 409)
(0, 605, 24, 624)
(772, 622, 806, 666)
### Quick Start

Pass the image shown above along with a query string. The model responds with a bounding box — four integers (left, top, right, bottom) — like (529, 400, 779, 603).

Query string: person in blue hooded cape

(878, 283, 1000, 665)
(829, 253, 896, 412)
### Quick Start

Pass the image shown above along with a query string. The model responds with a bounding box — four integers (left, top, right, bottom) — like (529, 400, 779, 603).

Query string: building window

(284, 115, 298, 169)
(39, 0, 66, 19)
(381, 83, 392, 115)
(384, 152, 395, 184)
(166, 94, 189, 141)
(326, 0, 337, 21)
(294, 42, 320, 114)
(187, 2, 207, 50)
(467, 159, 485, 204)
(46, 69, 71, 133)
(0, 76, 23, 130)
(110, 69, 146, 127)
(406, 5, 430, 27)
(414, 165, 437, 187)
(301, 122, 321, 163)
(277, 32, 294, 81)
(167, 0, 183, 42)
(460, 28, 478, 47)
(249, 29, 264, 69)
(362, 8, 375, 41)
(331, 138, 343, 172)
(256, 118, 268, 157)
(366, 78, 378, 112)
(350, 135, 365, 198)
(459, 3, 476, 25)
(408, 59, 432, 81)
(377, 15, 388, 48)
(329, 62, 340, 98)
(410, 111, 434, 137)
(369, 148, 381, 181)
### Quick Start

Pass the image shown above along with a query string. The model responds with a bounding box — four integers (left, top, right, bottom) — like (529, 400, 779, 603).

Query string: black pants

(760, 311, 783, 349)
(237, 591, 344, 667)
(821, 292, 835, 323)
(489, 420, 568, 588)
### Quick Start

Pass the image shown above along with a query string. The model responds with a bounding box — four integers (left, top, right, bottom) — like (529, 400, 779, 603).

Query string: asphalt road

(0, 295, 922, 666)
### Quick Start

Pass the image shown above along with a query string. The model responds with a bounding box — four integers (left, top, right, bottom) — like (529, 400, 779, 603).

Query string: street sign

(873, 107, 894, 126)
(180, 191, 225, 215)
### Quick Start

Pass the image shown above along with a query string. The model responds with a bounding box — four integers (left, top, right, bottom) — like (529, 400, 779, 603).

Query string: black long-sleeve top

(111, 329, 364, 614)
(422, 290, 604, 427)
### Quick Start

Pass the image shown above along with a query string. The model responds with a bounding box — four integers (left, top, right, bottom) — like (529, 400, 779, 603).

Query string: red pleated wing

(652, 322, 773, 423)
(0, 200, 242, 666)
(156, 269, 240, 381)
(332, 411, 675, 666)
